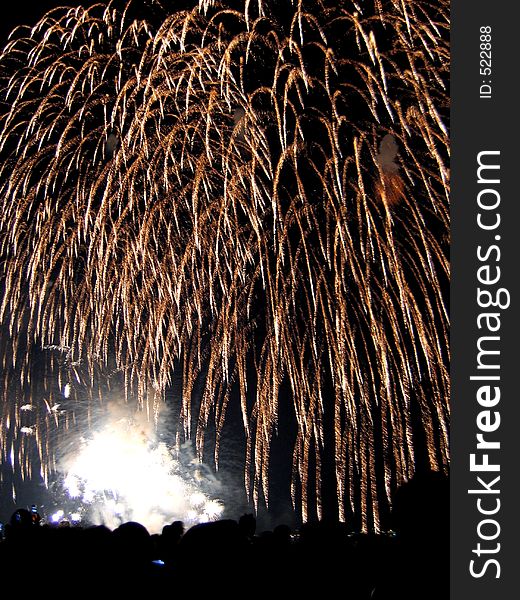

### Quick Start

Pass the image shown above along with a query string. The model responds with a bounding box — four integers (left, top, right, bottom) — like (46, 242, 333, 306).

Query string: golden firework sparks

(0, 0, 449, 531)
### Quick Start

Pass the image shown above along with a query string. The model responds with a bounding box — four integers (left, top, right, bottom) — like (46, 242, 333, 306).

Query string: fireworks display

(54, 407, 224, 532)
(0, 0, 449, 531)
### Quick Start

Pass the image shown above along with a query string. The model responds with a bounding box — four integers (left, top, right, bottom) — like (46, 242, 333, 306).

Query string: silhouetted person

(177, 520, 248, 592)
(238, 513, 256, 542)
(158, 520, 184, 568)
(30, 505, 41, 526)
(372, 471, 449, 599)
(1, 508, 44, 591)
(110, 521, 170, 593)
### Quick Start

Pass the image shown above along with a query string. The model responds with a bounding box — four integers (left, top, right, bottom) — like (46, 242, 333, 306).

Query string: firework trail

(0, 0, 449, 530)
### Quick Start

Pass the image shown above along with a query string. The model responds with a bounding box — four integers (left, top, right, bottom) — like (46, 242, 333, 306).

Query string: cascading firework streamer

(0, 0, 449, 531)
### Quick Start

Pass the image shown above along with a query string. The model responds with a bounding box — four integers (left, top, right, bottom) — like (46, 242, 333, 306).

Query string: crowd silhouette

(0, 472, 448, 597)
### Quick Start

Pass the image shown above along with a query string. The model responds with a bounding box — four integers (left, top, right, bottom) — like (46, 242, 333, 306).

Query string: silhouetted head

(162, 520, 184, 544)
(9, 508, 34, 528)
(112, 521, 153, 565)
(238, 513, 256, 539)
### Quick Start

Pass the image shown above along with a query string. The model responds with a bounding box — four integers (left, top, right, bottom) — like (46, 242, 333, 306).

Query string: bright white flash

(61, 417, 224, 533)
(51, 510, 64, 523)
